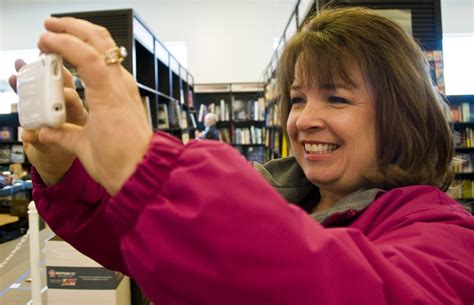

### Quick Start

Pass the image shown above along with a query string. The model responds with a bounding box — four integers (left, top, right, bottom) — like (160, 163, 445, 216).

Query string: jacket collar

(313, 188, 383, 226)
(253, 157, 384, 226)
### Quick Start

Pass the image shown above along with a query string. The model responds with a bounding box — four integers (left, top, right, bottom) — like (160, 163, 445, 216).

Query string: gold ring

(103, 46, 128, 65)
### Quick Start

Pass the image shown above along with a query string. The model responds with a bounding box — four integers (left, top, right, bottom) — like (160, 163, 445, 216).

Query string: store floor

(0, 225, 53, 305)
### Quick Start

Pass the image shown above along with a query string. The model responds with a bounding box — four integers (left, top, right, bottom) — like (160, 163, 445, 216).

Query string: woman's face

(287, 63, 378, 198)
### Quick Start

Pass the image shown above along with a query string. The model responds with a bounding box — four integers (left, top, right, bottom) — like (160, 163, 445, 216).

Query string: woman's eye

(290, 97, 305, 105)
(327, 96, 351, 105)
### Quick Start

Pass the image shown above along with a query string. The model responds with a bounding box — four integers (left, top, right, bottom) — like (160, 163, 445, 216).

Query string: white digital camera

(17, 54, 66, 130)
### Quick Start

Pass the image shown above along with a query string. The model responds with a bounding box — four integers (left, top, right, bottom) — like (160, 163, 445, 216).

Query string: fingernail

(40, 31, 54, 41)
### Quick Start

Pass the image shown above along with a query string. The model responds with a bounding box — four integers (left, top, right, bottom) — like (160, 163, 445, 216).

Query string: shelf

(137, 83, 159, 95)
(230, 83, 265, 93)
(0, 113, 19, 126)
(182, 104, 195, 111)
(452, 122, 474, 128)
(447, 95, 474, 105)
(216, 121, 232, 127)
(233, 144, 266, 147)
(268, 148, 282, 158)
(455, 147, 474, 153)
(195, 84, 231, 93)
(233, 120, 266, 127)
(157, 91, 175, 102)
(454, 173, 474, 179)
(0, 162, 30, 166)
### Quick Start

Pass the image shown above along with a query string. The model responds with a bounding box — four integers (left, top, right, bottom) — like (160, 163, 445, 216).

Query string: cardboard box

(45, 235, 131, 305)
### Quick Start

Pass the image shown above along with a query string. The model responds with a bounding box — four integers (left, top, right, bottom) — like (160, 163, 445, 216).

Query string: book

(181, 132, 190, 144)
(281, 133, 289, 158)
(220, 99, 228, 121)
(10, 102, 18, 113)
(424, 50, 445, 93)
(450, 105, 461, 122)
(189, 112, 197, 129)
(180, 89, 185, 105)
(157, 104, 170, 129)
(0, 145, 11, 163)
(462, 103, 471, 122)
(10, 144, 25, 163)
(244, 146, 266, 164)
(218, 128, 232, 143)
(0, 127, 14, 142)
(169, 100, 182, 127)
(17, 127, 23, 142)
(141, 96, 153, 128)
(187, 89, 194, 108)
(180, 109, 189, 129)
(198, 104, 207, 123)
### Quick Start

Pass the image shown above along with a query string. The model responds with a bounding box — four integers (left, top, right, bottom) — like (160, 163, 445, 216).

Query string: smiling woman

(277, 7, 454, 193)
(12, 6, 474, 305)
(287, 62, 378, 209)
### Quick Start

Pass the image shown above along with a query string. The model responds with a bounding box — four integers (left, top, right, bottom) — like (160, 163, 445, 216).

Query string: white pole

(28, 201, 42, 305)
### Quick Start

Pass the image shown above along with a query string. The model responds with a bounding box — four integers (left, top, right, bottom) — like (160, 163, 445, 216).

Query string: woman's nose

(295, 100, 326, 131)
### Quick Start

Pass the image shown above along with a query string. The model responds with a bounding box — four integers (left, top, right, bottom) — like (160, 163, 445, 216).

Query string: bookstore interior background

(0, 0, 473, 304)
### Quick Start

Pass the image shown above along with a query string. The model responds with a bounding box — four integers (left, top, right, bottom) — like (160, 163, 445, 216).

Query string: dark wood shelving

(52, 9, 196, 144)
(455, 147, 474, 153)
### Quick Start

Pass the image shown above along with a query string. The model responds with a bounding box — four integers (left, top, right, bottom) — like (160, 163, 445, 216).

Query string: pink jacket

(33, 131, 474, 305)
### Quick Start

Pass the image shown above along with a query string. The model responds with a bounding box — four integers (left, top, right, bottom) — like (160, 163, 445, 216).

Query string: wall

(0, 0, 293, 83)
(0, 1, 3, 49)
(441, 0, 474, 34)
(1, 0, 472, 83)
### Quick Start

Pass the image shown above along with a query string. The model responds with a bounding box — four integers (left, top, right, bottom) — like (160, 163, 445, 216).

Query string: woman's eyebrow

(290, 84, 302, 90)
(291, 81, 359, 92)
(319, 82, 358, 91)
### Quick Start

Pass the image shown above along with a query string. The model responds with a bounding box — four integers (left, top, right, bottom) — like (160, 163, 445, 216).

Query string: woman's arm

(33, 159, 128, 274)
(97, 132, 473, 305)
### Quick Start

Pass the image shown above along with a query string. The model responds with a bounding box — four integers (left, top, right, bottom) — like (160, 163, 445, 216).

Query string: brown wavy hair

(276, 7, 454, 191)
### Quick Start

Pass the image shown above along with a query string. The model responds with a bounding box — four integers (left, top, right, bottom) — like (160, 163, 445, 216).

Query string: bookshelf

(52, 9, 197, 144)
(448, 95, 474, 213)
(195, 83, 267, 163)
(0, 113, 29, 177)
(0, 113, 32, 245)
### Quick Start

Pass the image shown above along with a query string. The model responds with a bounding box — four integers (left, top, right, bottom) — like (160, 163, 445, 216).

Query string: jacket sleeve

(35, 131, 474, 305)
(32, 158, 128, 274)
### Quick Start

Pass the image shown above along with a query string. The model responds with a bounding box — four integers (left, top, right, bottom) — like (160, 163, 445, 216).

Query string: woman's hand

(35, 17, 153, 195)
(8, 60, 88, 186)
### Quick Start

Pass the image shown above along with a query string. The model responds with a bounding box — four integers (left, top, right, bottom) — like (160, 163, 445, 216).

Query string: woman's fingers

(14, 59, 26, 72)
(44, 17, 116, 52)
(8, 74, 17, 92)
(8, 59, 27, 92)
(21, 130, 39, 143)
(64, 88, 88, 125)
(38, 31, 108, 93)
(38, 123, 84, 155)
(62, 66, 76, 89)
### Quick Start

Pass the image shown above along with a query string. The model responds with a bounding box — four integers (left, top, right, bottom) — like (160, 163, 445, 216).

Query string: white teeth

(304, 143, 338, 154)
